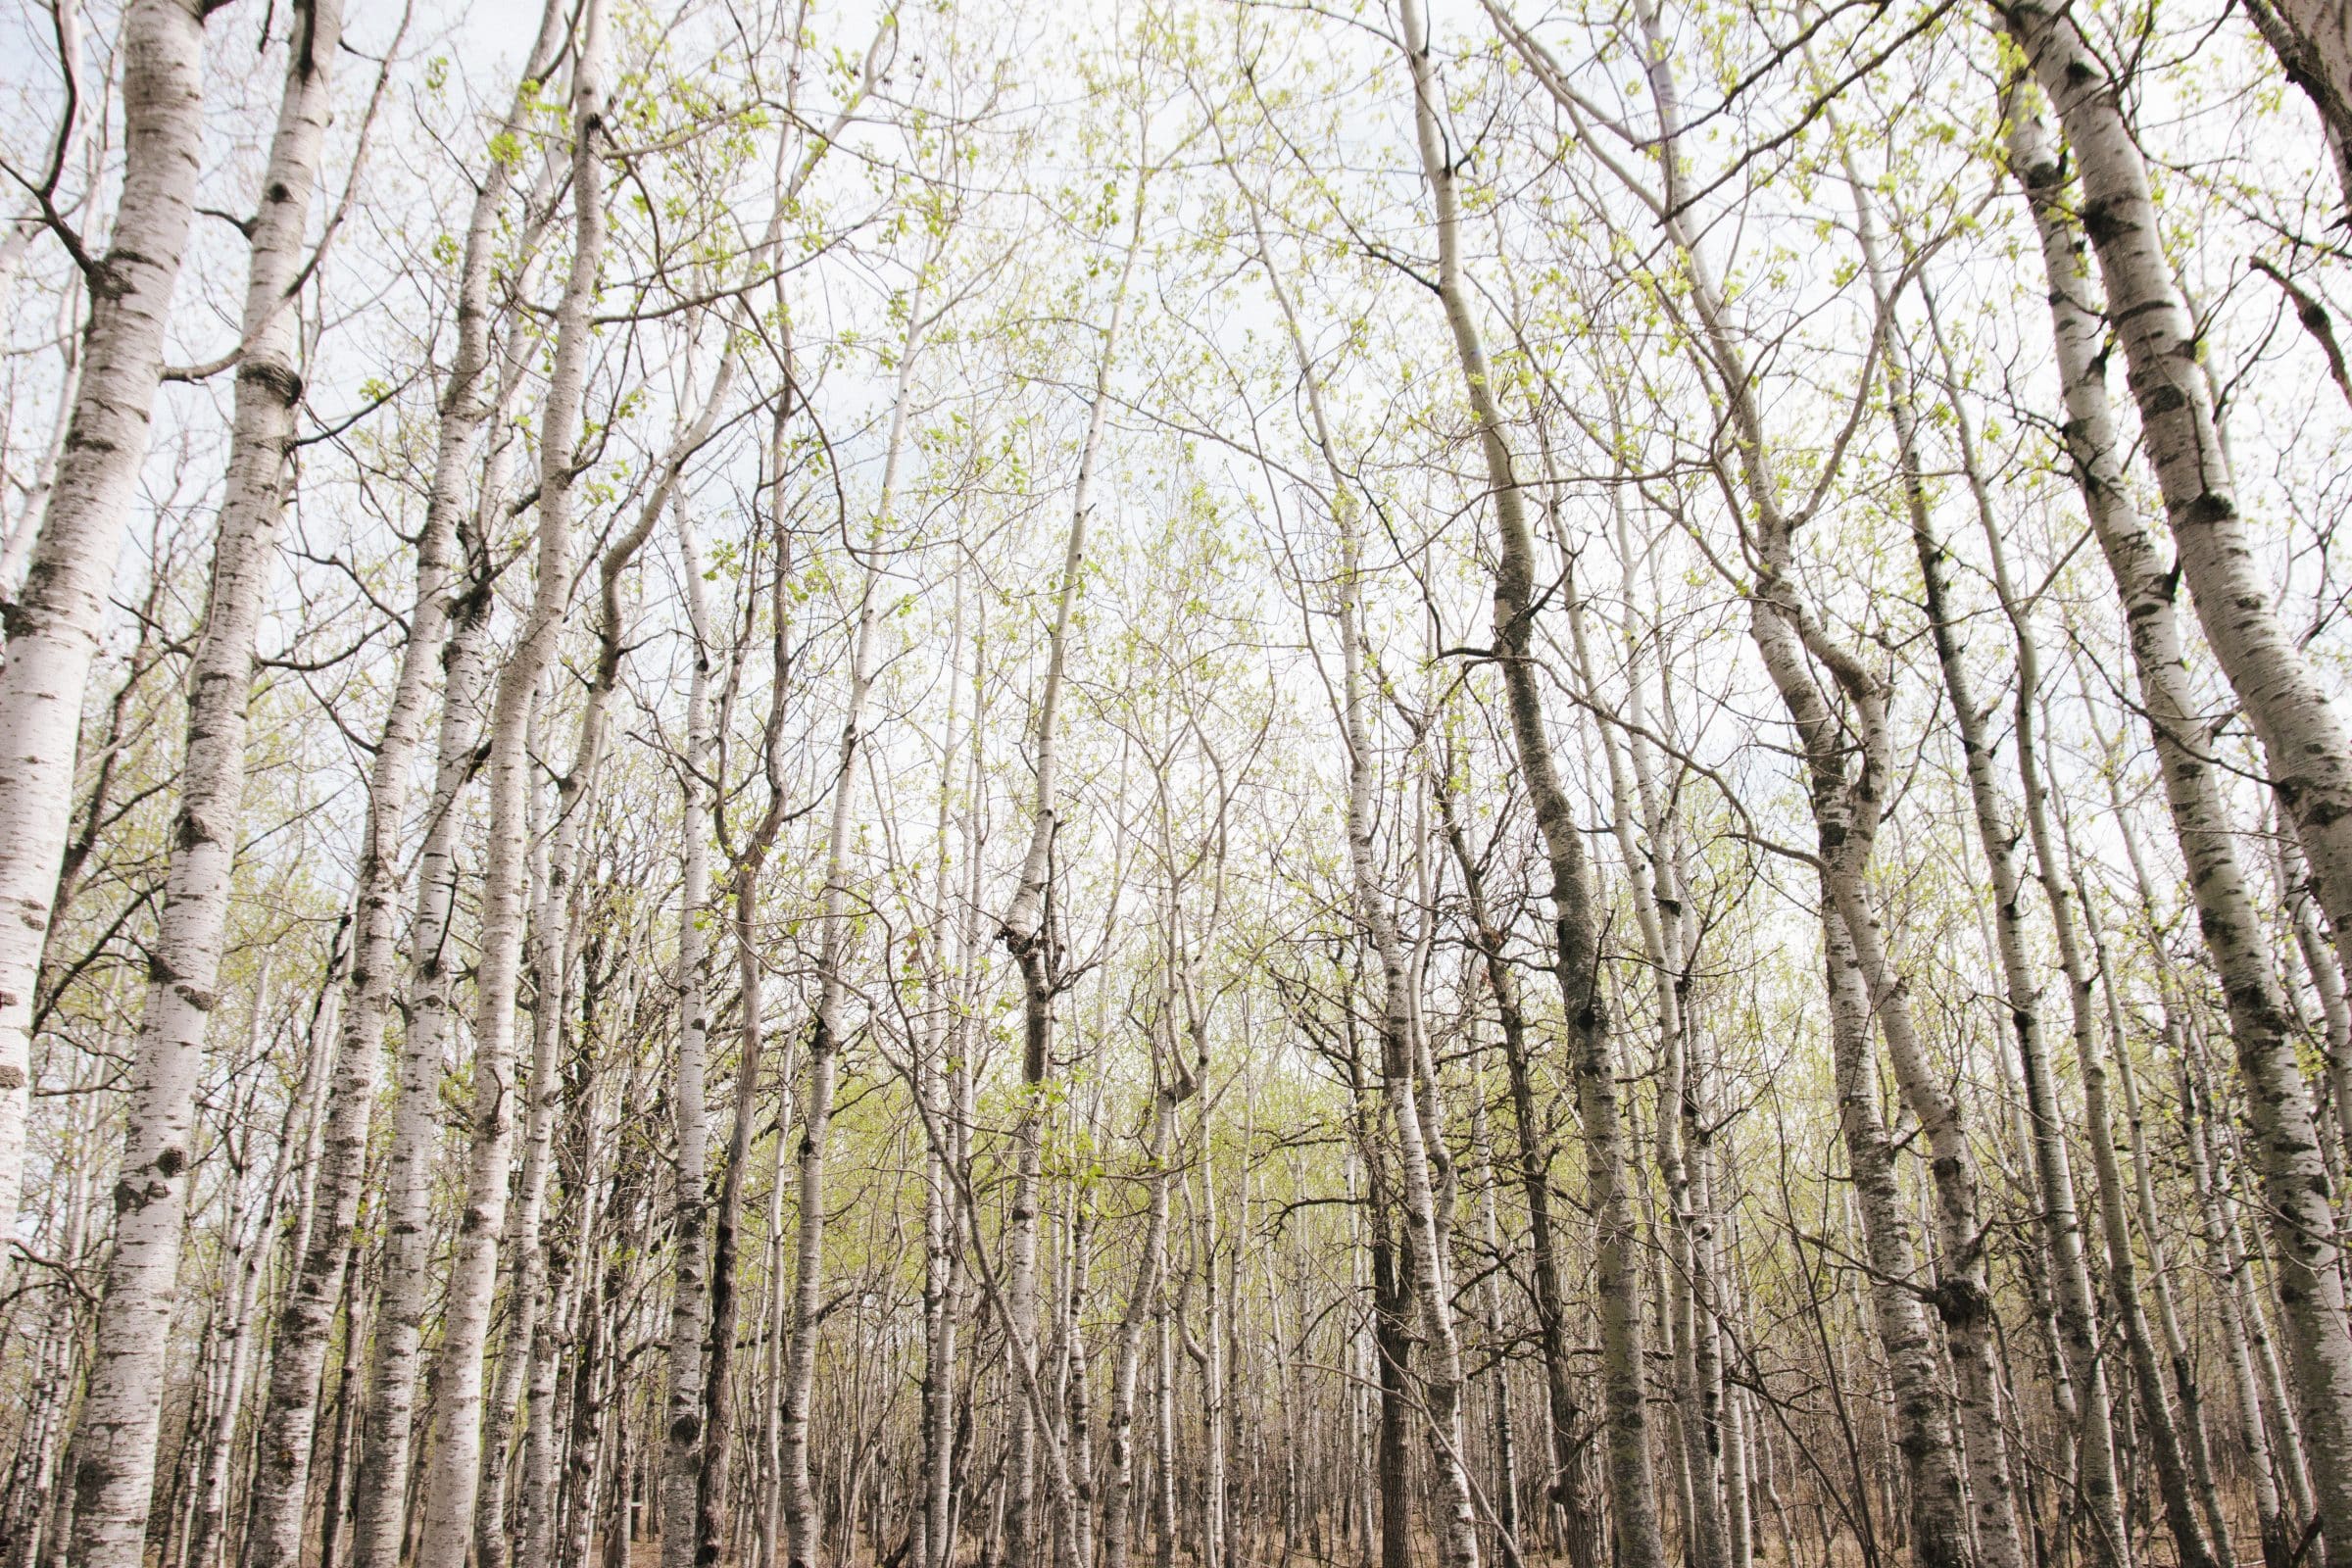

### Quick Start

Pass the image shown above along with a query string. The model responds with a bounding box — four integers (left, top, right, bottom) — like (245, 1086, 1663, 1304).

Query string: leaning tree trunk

(1402, 4, 1662, 1559)
(64, 9, 343, 1565)
(0, 0, 214, 1254)
(2001, 63, 2352, 1560)
(412, 8, 608, 1562)
(1843, 162, 2142, 1567)
(2237, 0, 2352, 215)
(2012, 0, 2352, 1004)
(1908, 185, 2230, 1568)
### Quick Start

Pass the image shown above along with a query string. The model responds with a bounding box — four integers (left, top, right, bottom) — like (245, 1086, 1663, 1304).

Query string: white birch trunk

(0, 0, 212, 1250)
(1402, 6, 1660, 1559)
(2003, 61, 2352, 1558)
(413, 6, 608, 1558)
(241, 5, 568, 1557)
(664, 499, 716, 1568)
(65, 8, 341, 1562)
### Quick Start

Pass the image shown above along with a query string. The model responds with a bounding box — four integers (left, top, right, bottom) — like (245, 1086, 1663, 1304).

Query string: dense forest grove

(25, 0, 2352, 1567)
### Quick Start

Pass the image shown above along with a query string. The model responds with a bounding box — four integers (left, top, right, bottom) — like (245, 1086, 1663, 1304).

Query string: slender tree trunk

(2010, 3, 2352, 1009)
(666, 498, 717, 1568)
(1845, 164, 2139, 1566)
(996, 173, 1146, 1568)
(1402, 7, 1663, 1560)
(700, 398, 804, 1568)
(242, 1, 567, 1555)
(414, 9, 608, 1560)
(349, 486, 500, 1568)
(1824, 906, 1976, 1568)
(65, 10, 343, 1563)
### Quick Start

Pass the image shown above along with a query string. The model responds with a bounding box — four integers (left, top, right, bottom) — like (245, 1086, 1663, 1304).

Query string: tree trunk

(65, 9, 342, 1563)
(0, 0, 214, 1233)
(413, 7, 608, 1558)
(666, 498, 717, 1568)
(1399, 6, 1663, 1561)
(1846, 159, 2139, 1566)
(245, 6, 570, 1558)
(2002, 56, 2352, 1559)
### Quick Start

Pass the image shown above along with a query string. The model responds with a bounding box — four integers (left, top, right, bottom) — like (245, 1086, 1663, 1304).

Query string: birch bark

(1400, 6, 1661, 1559)
(2002, 68, 2352, 1558)
(242, 9, 566, 1561)
(0, 0, 212, 1250)
(413, 6, 608, 1559)
(664, 499, 716, 1568)
(66, 9, 342, 1564)
(1842, 162, 2138, 1565)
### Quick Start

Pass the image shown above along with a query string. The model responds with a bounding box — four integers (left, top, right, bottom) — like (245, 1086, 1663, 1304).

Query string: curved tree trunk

(1399, 6, 1662, 1560)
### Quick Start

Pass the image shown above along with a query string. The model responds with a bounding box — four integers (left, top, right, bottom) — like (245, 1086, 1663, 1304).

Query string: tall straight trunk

(1466, 1090, 1524, 1568)
(487, 296, 736, 1568)
(349, 485, 500, 1568)
(1400, 6, 1662, 1561)
(701, 400, 805, 1567)
(919, 577, 977, 1568)
(2000, 62, 2352, 1559)
(414, 7, 608, 1560)
(185, 995, 293, 1568)
(1432, 785, 1593, 1568)
(65, 9, 343, 1564)
(776, 516, 885, 1568)
(1236, 121, 1476, 1568)
(1842, 160, 2139, 1567)
(1065, 1158, 1098, 1568)
(666, 500, 717, 1568)
(689, 73, 912, 1562)
(473, 709, 564, 1568)
(1105, 1052, 1181, 1568)
(244, 8, 565, 1560)
(0, 0, 214, 1230)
